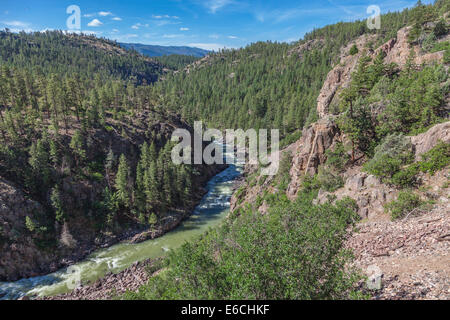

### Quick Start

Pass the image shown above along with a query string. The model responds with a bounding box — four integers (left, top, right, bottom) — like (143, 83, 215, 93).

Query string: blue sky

(0, 0, 433, 50)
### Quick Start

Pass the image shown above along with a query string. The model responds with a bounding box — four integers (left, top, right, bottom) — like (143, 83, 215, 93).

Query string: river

(0, 143, 243, 300)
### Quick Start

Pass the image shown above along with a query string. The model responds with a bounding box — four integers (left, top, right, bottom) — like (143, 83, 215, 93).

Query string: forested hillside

(0, 31, 163, 84)
(153, 54, 201, 71)
(150, 1, 448, 145)
(0, 30, 221, 281)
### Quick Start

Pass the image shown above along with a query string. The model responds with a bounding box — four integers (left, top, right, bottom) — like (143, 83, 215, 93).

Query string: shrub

(325, 143, 350, 173)
(364, 134, 414, 181)
(418, 141, 450, 175)
(273, 152, 293, 191)
(317, 167, 344, 192)
(25, 216, 36, 232)
(430, 40, 450, 53)
(385, 191, 424, 220)
(148, 213, 158, 226)
(391, 164, 420, 188)
(349, 44, 359, 55)
(433, 20, 448, 37)
(124, 194, 364, 300)
(422, 32, 437, 52)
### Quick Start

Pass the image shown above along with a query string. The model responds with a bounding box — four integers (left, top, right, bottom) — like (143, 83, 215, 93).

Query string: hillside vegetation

(124, 0, 449, 300)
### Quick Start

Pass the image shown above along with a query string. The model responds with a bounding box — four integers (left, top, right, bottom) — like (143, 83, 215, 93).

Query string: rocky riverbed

(36, 258, 160, 300)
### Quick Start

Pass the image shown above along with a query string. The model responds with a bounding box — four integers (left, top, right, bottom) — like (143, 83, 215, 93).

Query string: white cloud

(87, 19, 103, 27)
(99, 11, 112, 17)
(112, 17, 122, 21)
(152, 15, 168, 19)
(1, 20, 30, 28)
(227, 35, 238, 39)
(83, 13, 95, 18)
(203, 0, 234, 14)
(131, 23, 149, 30)
(180, 27, 189, 31)
(209, 34, 220, 39)
(152, 14, 179, 19)
(112, 29, 119, 33)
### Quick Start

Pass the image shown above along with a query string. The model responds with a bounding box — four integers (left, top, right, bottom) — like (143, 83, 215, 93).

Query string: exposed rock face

(316, 169, 397, 220)
(288, 39, 325, 59)
(287, 117, 341, 199)
(411, 121, 450, 160)
(380, 27, 446, 67)
(316, 55, 359, 118)
(315, 122, 450, 219)
(317, 34, 377, 118)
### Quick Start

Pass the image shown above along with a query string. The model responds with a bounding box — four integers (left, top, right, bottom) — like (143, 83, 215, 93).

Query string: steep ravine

(0, 143, 243, 300)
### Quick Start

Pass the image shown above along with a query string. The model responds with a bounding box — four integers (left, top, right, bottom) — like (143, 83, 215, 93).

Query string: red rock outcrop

(411, 121, 450, 160)
(317, 34, 377, 118)
(287, 117, 341, 199)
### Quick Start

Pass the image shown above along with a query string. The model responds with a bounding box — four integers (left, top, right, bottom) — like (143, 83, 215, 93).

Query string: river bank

(36, 258, 161, 300)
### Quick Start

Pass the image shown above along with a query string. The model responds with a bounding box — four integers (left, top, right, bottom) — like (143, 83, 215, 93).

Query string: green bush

(317, 167, 344, 192)
(273, 152, 293, 191)
(364, 134, 414, 181)
(433, 20, 448, 37)
(418, 141, 450, 175)
(430, 40, 450, 53)
(349, 44, 359, 55)
(325, 143, 350, 173)
(422, 33, 437, 52)
(391, 164, 419, 188)
(123, 195, 364, 300)
(385, 191, 424, 220)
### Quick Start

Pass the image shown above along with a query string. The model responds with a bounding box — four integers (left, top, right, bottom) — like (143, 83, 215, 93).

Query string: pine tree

(70, 130, 86, 166)
(51, 186, 65, 223)
(144, 160, 159, 210)
(115, 154, 131, 208)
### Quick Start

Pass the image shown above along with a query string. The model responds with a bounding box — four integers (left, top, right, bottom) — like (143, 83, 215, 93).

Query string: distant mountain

(119, 43, 210, 57)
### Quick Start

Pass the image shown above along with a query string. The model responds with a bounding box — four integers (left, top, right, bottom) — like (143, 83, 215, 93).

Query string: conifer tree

(115, 154, 131, 208)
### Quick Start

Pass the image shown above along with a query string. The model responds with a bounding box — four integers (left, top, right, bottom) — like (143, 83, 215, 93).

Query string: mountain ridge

(119, 43, 210, 57)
